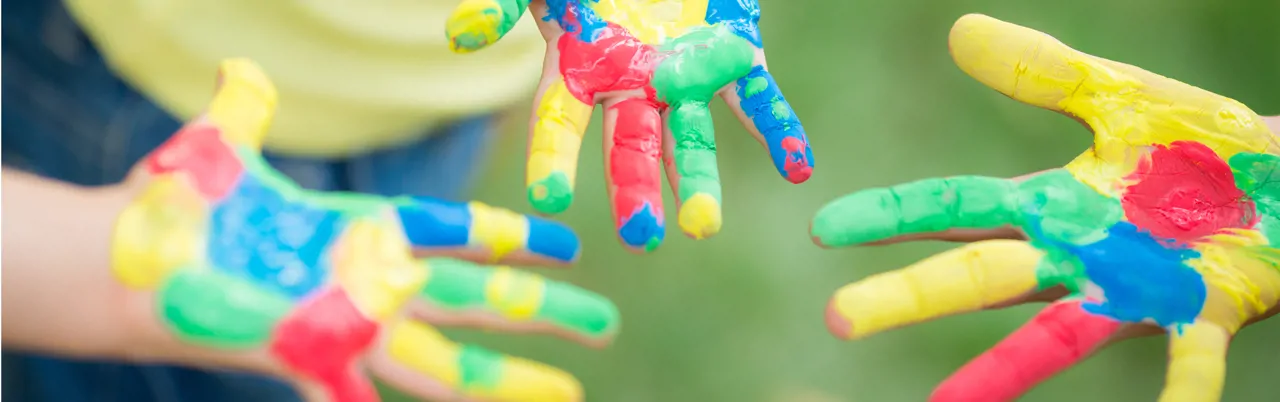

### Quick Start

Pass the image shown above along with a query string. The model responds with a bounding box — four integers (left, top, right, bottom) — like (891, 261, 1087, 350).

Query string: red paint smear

(146, 124, 244, 200)
(781, 137, 812, 183)
(609, 98, 665, 227)
(1122, 141, 1256, 243)
(269, 288, 380, 402)
(929, 301, 1120, 402)
(557, 22, 658, 105)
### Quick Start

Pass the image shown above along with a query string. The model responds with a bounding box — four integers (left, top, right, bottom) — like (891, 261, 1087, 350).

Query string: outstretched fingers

(395, 197, 581, 266)
(826, 240, 1047, 340)
(721, 63, 814, 183)
(930, 300, 1126, 402)
(527, 77, 594, 216)
(412, 258, 620, 348)
(602, 98, 667, 252)
(370, 319, 584, 402)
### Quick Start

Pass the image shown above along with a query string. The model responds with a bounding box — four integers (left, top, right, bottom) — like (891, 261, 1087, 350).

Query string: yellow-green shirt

(65, 0, 546, 157)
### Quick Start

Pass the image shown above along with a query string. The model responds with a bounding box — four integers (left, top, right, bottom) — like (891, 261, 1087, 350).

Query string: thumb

(446, 0, 539, 53)
(204, 58, 279, 153)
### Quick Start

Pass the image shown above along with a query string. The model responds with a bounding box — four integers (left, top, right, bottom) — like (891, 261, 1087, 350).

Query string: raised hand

(446, 0, 815, 252)
(112, 59, 619, 402)
(810, 14, 1280, 402)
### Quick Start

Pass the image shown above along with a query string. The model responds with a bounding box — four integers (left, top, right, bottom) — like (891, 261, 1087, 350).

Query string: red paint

(270, 288, 380, 402)
(929, 300, 1120, 402)
(781, 137, 812, 183)
(146, 124, 244, 200)
(557, 23, 658, 105)
(1122, 141, 1256, 243)
(609, 98, 665, 229)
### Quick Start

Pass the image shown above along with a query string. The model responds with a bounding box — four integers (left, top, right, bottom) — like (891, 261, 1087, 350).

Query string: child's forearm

(1, 169, 140, 358)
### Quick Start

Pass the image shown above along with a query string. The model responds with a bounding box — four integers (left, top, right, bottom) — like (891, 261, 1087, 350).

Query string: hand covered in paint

(111, 59, 619, 402)
(446, 0, 814, 252)
(811, 14, 1280, 402)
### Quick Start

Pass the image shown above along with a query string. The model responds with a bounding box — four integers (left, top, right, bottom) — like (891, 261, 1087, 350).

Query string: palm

(112, 60, 619, 402)
(446, 0, 815, 252)
(810, 15, 1280, 402)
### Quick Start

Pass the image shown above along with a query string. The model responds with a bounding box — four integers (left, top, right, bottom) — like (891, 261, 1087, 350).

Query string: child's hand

(112, 59, 619, 402)
(810, 14, 1279, 402)
(446, 0, 814, 252)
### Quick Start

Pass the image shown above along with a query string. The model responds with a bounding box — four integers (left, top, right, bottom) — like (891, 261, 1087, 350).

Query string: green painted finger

(810, 176, 1021, 247)
(419, 258, 619, 340)
(446, 0, 532, 53)
(158, 268, 293, 347)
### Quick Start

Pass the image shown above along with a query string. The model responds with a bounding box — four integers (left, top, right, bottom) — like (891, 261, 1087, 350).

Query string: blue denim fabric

(1, 0, 497, 401)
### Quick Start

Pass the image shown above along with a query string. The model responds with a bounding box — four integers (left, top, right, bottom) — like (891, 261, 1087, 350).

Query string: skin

(8, 59, 621, 402)
(445, 0, 815, 253)
(811, 14, 1280, 402)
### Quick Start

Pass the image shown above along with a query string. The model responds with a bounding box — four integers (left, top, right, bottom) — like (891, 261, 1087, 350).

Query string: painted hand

(446, 0, 815, 252)
(810, 14, 1280, 402)
(112, 59, 619, 402)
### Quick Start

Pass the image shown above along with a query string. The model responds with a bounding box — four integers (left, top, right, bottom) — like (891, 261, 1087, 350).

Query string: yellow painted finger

(386, 320, 583, 402)
(205, 58, 278, 151)
(826, 240, 1045, 340)
(527, 77, 594, 215)
(446, 0, 531, 53)
(1157, 321, 1231, 402)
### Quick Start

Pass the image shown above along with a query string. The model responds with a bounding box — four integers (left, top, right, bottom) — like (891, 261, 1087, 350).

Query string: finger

(446, 0, 534, 53)
(602, 98, 666, 252)
(396, 197, 581, 265)
(811, 176, 1020, 248)
(1157, 320, 1231, 402)
(204, 58, 278, 152)
(930, 300, 1124, 402)
(527, 76, 594, 215)
(372, 319, 584, 402)
(412, 258, 620, 348)
(825, 240, 1046, 340)
(721, 64, 814, 183)
(666, 101, 724, 240)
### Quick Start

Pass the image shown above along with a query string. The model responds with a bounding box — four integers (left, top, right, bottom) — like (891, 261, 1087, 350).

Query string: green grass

(387, 0, 1280, 400)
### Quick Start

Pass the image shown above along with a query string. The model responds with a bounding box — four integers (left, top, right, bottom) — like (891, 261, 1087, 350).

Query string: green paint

(158, 268, 292, 347)
(496, 0, 531, 34)
(1014, 170, 1123, 245)
(458, 344, 505, 390)
(644, 237, 662, 252)
(528, 172, 573, 214)
(811, 176, 1020, 247)
(452, 32, 491, 52)
(1230, 152, 1280, 246)
(742, 76, 769, 97)
(236, 148, 301, 199)
(650, 25, 754, 203)
(419, 259, 620, 338)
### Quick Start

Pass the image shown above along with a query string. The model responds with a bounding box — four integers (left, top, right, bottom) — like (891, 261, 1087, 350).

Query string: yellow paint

(485, 267, 546, 320)
(467, 201, 529, 261)
(446, 0, 504, 53)
(677, 193, 721, 239)
(332, 220, 427, 320)
(1186, 230, 1275, 330)
(205, 59, 278, 150)
(829, 240, 1044, 339)
(528, 78, 592, 188)
(1157, 320, 1230, 402)
(947, 14, 1277, 196)
(387, 320, 462, 385)
(591, 0, 710, 45)
(112, 174, 210, 289)
(468, 359, 583, 402)
(387, 319, 583, 402)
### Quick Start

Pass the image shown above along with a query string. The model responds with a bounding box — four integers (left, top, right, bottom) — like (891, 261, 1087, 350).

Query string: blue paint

(397, 197, 472, 248)
(736, 66, 812, 177)
(705, 0, 763, 47)
(207, 174, 342, 300)
(526, 215, 583, 262)
(1031, 218, 1206, 330)
(618, 203, 665, 250)
(544, 0, 607, 43)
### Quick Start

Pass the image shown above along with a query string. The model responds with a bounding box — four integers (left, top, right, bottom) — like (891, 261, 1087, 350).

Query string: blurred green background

(393, 0, 1280, 401)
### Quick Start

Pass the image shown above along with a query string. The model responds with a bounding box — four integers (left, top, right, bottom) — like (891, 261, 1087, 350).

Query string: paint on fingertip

(397, 197, 471, 248)
(736, 66, 812, 183)
(618, 202, 665, 250)
(526, 215, 582, 262)
(540, 279, 621, 337)
(544, 0, 608, 42)
(528, 171, 575, 214)
(678, 192, 723, 239)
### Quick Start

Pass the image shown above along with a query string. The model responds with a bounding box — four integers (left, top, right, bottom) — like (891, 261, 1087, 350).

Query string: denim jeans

(1, 0, 497, 400)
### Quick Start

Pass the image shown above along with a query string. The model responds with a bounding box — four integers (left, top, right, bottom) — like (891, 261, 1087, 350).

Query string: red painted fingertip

(824, 300, 852, 340)
(786, 165, 813, 184)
